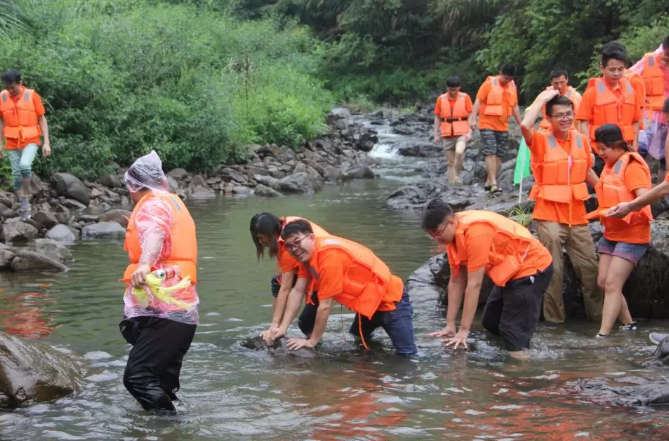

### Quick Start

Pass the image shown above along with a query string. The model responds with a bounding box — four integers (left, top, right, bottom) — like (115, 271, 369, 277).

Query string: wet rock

(31, 239, 72, 262)
(654, 335, 669, 366)
(386, 185, 426, 210)
(0, 332, 83, 408)
(167, 176, 179, 193)
(303, 160, 325, 177)
(189, 189, 216, 200)
(167, 168, 189, 181)
(233, 186, 251, 196)
(98, 209, 132, 228)
(254, 184, 283, 198)
(254, 174, 279, 188)
(0, 205, 17, 219)
(240, 336, 316, 359)
(2, 219, 38, 244)
(61, 199, 87, 211)
(0, 244, 15, 269)
(99, 174, 121, 188)
(218, 167, 247, 184)
(273, 172, 322, 194)
(571, 377, 669, 406)
(52, 173, 90, 206)
(32, 211, 58, 229)
(396, 141, 441, 157)
(323, 165, 342, 183)
(45, 225, 77, 244)
(82, 222, 125, 239)
(54, 205, 71, 224)
(342, 165, 375, 180)
(79, 214, 99, 223)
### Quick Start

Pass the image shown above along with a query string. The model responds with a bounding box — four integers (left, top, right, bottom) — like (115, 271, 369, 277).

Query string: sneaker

(619, 322, 638, 331)
(595, 333, 608, 339)
(650, 332, 669, 345)
(19, 198, 31, 221)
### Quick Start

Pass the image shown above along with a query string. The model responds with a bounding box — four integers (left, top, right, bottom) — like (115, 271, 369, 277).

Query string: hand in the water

(286, 338, 315, 351)
(444, 329, 469, 350)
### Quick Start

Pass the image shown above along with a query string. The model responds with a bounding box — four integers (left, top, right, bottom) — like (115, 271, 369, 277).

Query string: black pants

(270, 275, 319, 336)
(121, 316, 196, 412)
(481, 264, 554, 351)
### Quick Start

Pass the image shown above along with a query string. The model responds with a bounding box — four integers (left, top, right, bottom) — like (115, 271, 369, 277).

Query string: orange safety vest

(0, 88, 40, 144)
(276, 215, 329, 284)
(123, 192, 197, 284)
(591, 152, 653, 224)
(438, 92, 470, 137)
(539, 86, 581, 131)
(641, 52, 665, 110)
(529, 131, 590, 206)
(446, 211, 534, 287)
(484, 76, 517, 117)
(308, 236, 395, 319)
(590, 78, 637, 143)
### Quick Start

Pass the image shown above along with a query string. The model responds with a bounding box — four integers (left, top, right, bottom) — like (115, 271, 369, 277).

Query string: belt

(442, 117, 467, 123)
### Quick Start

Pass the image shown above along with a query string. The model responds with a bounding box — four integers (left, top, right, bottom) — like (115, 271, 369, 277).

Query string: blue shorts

(597, 238, 649, 265)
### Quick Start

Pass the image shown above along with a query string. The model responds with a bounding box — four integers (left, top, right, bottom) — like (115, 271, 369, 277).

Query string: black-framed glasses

(550, 112, 574, 121)
(284, 235, 308, 252)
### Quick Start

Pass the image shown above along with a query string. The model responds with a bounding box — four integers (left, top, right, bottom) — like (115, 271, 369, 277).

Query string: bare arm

(271, 270, 296, 327)
(608, 181, 669, 218)
(459, 268, 485, 333)
(470, 98, 481, 130)
(278, 277, 310, 332)
(434, 115, 441, 143)
(512, 104, 522, 126)
(578, 121, 590, 140)
(521, 90, 559, 146)
(632, 121, 640, 151)
(306, 297, 333, 346)
(586, 168, 599, 187)
(446, 266, 466, 326)
(38, 115, 50, 147)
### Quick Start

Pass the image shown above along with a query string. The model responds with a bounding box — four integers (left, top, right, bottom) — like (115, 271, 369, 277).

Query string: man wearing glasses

(520, 89, 602, 325)
(422, 200, 553, 357)
(276, 220, 417, 356)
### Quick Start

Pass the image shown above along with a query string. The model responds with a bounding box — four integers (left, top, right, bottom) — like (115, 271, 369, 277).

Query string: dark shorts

(480, 129, 509, 157)
(481, 263, 554, 351)
(597, 237, 649, 265)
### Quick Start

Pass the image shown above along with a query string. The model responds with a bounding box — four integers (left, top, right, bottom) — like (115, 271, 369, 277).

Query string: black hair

(446, 76, 461, 88)
(500, 63, 517, 77)
(549, 69, 568, 80)
(545, 95, 574, 118)
(280, 219, 313, 240)
(421, 199, 454, 231)
(663, 35, 669, 50)
(250, 212, 283, 260)
(1, 69, 21, 85)
(602, 139, 631, 152)
(601, 41, 629, 67)
(663, 97, 669, 114)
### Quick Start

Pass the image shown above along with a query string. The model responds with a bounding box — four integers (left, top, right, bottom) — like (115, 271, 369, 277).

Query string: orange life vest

(539, 86, 581, 131)
(640, 53, 665, 110)
(590, 78, 637, 142)
(308, 236, 395, 319)
(591, 152, 653, 224)
(438, 92, 470, 137)
(446, 211, 534, 287)
(0, 88, 40, 144)
(529, 131, 590, 207)
(484, 76, 517, 117)
(123, 192, 197, 284)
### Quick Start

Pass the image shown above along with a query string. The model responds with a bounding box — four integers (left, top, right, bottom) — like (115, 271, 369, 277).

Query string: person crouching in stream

(586, 124, 653, 338)
(119, 151, 199, 412)
(422, 200, 553, 358)
(277, 220, 417, 356)
(249, 213, 329, 343)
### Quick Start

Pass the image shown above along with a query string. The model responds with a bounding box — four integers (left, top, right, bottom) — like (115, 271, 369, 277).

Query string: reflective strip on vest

(648, 55, 655, 67)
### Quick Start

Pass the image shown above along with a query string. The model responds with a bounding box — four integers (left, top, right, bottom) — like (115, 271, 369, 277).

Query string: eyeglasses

(284, 235, 308, 252)
(426, 223, 448, 241)
(551, 112, 574, 121)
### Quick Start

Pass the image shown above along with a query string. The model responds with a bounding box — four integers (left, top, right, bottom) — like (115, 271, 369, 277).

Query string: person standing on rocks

(433, 76, 474, 184)
(470, 63, 522, 194)
(422, 200, 553, 356)
(249, 213, 329, 344)
(278, 220, 417, 356)
(537, 69, 582, 131)
(521, 89, 603, 325)
(586, 124, 652, 338)
(120, 150, 199, 412)
(0, 70, 51, 221)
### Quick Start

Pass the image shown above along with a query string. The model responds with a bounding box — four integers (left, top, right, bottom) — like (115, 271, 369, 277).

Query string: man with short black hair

(0, 69, 51, 220)
(277, 220, 417, 356)
(422, 200, 553, 356)
(537, 69, 582, 131)
(434, 75, 474, 184)
(471, 63, 522, 194)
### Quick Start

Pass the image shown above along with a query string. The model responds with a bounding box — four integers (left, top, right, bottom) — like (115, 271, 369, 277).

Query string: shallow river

(1, 160, 669, 440)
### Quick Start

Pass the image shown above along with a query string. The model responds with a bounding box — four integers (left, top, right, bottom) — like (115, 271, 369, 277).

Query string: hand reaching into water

(444, 329, 469, 350)
(429, 323, 456, 339)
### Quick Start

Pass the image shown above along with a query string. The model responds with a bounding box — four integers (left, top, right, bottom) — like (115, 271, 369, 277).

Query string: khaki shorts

(441, 135, 467, 151)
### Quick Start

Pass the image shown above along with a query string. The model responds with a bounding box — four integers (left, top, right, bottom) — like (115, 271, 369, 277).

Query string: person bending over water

(278, 220, 417, 356)
(250, 213, 329, 343)
(587, 124, 652, 338)
(422, 200, 553, 358)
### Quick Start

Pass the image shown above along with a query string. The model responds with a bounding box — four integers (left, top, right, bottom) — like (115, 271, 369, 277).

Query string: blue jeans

(6, 143, 39, 191)
(349, 288, 417, 356)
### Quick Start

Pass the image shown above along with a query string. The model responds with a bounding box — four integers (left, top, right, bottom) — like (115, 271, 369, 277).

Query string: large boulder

(571, 376, 669, 407)
(0, 332, 83, 408)
(98, 209, 132, 228)
(0, 244, 15, 269)
(342, 165, 375, 180)
(98, 173, 122, 188)
(32, 211, 58, 230)
(81, 221, 125, 239)
(254, 184, 282, 198)
(52, 173, 90, 206)
(240, 336, 316, 359)
(2, 219, 38, 244)
(31, 238, 72, 262)
(167, 168, 189, 181)
(272, 172, 322, 194)
(45, 224, 77, 244)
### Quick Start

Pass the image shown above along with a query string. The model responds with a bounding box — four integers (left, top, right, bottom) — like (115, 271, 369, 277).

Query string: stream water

(1, 120, 669, 440)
